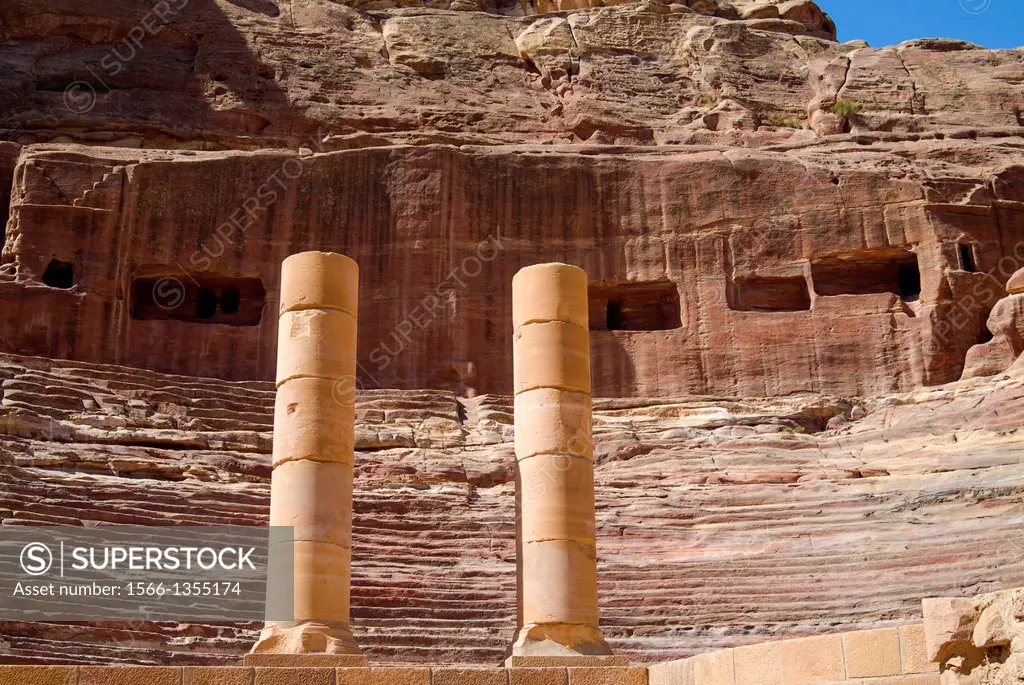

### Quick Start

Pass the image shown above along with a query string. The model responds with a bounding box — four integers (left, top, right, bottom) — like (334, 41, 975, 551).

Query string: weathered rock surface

(0, 0, 1019, 149)
(1, 353, 1023, 665)
(1, 0, 1022, 399)
(2, 134, 1024, 396)
(924, 587, 1024, 685)
(962, 291, 1024, 380)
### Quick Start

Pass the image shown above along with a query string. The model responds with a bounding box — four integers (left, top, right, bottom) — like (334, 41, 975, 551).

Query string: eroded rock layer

(1, 353, 1023, 665)
(0, 1, 1020, 148)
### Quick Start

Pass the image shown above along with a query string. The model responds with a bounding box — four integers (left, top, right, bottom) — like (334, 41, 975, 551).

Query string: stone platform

(0, 623, 949, 684)
(0, 665, 648, 685)
(0, 658, 939, 685)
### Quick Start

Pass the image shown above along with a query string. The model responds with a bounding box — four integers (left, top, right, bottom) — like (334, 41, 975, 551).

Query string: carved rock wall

(2, 137, 1023, 396)
(1, 0, 1023, 398)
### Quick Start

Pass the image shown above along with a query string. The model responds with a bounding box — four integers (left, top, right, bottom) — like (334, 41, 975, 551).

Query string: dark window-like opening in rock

(811, 249, 921, 300)
(196, 287, 218, 319)
(606, 300, 625, 330)
(729, 275, 811, 312)
(0, 197, 8, 247)
(959, 243, 977, 273)
(42, 259, 74, 289)
(221, 287, 241, 314)
(589, 281, 681, 331)
(898, 262, 921, 299)
(132, 271, 265, 326)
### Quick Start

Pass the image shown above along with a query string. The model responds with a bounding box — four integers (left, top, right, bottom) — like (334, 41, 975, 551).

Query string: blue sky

(816, 0, 1023, 49)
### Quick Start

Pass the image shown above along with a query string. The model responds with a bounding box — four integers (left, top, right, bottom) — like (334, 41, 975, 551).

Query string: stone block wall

(648, 625, 939, 685)
(0, 666, 650, 685)
(0, 631, 939, 685)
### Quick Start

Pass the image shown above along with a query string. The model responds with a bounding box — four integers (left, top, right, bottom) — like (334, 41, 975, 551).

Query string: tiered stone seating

(1, 353, 1023, 666)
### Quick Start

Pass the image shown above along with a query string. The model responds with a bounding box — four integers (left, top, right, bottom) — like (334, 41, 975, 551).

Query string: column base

(248, 621, 365, 663)
(509, 623, 613, 658)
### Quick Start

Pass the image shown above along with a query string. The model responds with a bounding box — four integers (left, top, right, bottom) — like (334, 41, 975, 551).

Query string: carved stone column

(509, 263, 615, 660)
(247, 251, 367, 667)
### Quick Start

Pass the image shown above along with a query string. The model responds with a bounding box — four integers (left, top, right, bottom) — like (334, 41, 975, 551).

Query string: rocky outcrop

(0, 0, 1018, 149)
(649, 623, 939, 685)
(962, 268, 1024, 380)
(924, 587, 1024, 685)
(962, 295, 1024, 380)
(2, 353, 1024, 665)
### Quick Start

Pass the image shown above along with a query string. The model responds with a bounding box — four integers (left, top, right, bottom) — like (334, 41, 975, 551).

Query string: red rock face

(0, 0, 1018, 148)
(1, 138, 1022, 396)
(0, 0, 839, 148)
(1, 1, 1022, 397)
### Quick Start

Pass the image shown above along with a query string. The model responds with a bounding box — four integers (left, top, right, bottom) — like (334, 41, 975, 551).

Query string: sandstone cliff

(0, 0, 1019, 148)
(1, 0, 1023, 670)
(2, 1, 1023, 397)
(2, 135, 1024, 396)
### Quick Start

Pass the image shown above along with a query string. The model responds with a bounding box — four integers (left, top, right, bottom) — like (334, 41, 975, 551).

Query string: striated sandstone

(1, 352, 1023, 666)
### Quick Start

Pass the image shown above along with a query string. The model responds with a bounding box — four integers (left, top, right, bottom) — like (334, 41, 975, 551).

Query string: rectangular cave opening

(42, 258, 75, 289)
(588, 281, 681, 331)
(131, 272, 266, 326)
(959, 243, 978, 273)
(811, 249, 922, 300)
(729, 275, 811, 312)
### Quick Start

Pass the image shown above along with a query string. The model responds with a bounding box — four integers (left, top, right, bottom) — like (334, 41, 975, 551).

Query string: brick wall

(0, 627, 938, 685)
(0, 665, 651, 685)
